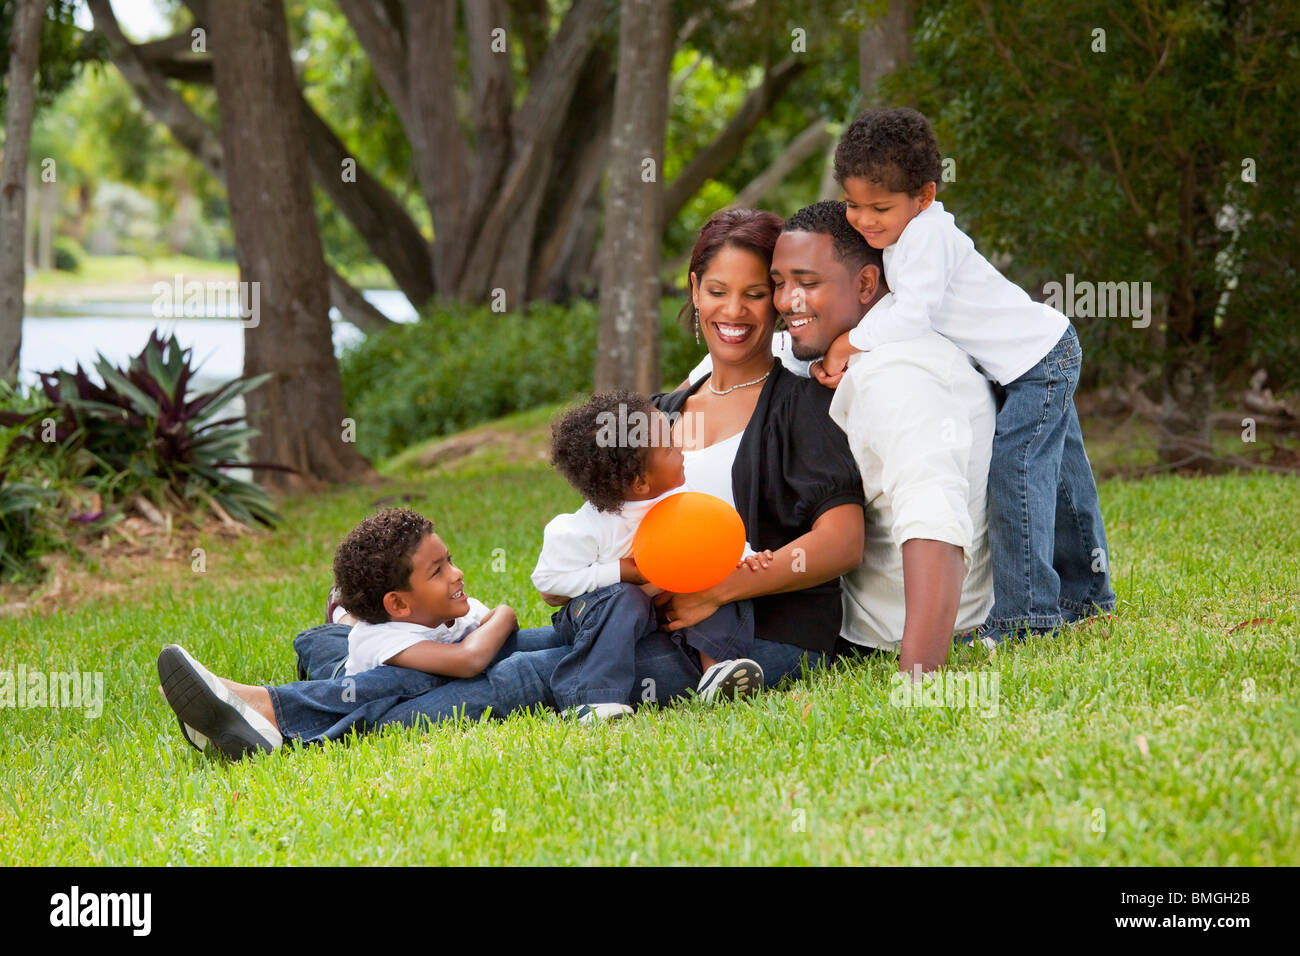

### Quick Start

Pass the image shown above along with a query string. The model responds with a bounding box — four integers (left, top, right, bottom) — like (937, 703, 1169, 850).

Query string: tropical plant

(7, 332, 282, 528)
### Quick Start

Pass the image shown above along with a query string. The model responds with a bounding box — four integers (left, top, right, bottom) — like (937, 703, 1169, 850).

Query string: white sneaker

(697, 658, 764, 702)
(564, 703, 634, 723)
(157, 644, 283, 759)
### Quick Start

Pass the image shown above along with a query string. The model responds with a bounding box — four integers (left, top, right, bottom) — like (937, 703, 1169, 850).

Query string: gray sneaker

(157, 644, 283, 759)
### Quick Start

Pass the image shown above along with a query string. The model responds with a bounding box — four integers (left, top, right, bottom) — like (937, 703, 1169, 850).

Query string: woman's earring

(693, 308, 701, 345)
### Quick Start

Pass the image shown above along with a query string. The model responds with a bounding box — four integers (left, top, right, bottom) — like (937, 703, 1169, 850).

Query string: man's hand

(538, 591, 569, 607)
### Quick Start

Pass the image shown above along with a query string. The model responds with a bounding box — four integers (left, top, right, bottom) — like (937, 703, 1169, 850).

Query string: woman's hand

(655, 589, 721, 632)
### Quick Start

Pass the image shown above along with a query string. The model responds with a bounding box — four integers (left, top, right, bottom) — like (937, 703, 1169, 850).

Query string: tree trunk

(206, 0, 373, 490)
(594, 0, 673, 394)
(455, 0, 608, 302)
(0, 0, 44, 385)
(858, 0, 914, 101)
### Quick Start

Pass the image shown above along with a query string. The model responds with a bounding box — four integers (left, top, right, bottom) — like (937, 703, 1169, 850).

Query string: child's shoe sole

(697, 658, 764, 702)
(157, 644, 282, 760)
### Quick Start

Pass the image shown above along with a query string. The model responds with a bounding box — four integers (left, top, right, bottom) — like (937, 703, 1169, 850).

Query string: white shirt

(687, 329, 810, 385)
(828, 331, 995, 650)
(530, 487, 686, 598)
(682, 431, 742, 511)
(848, 201, 1068, 385)
(344, 597, 492, 676)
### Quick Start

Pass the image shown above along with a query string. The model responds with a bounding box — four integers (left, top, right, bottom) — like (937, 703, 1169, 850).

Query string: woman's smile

(712, 321, 757, 344)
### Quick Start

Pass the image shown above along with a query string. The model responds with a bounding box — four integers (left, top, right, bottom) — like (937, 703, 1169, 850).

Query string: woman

(159, 209, 866, 757)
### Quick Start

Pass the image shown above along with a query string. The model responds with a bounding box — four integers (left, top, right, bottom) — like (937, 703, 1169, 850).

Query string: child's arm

(385, 605, 518, 679)
(531, 511, 624, 602)
(848, 211, 958, 353)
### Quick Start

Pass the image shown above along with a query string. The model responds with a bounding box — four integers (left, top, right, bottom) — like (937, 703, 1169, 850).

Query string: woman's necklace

(707, 368, 771, 396)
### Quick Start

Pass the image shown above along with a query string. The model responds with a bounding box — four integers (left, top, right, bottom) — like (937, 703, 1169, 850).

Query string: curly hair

(782, 200, 883, 276)
(332, 508, 434, 625)
(550, 390, 659, 513)
(834, 107, 942, 196)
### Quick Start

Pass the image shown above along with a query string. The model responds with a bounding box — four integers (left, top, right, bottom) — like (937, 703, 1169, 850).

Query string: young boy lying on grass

(158, 509, 518, 758)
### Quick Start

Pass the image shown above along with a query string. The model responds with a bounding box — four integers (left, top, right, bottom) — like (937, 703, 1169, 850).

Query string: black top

(653, 363, 866, 653)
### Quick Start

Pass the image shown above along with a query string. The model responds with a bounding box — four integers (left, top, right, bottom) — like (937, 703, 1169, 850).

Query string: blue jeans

(269, 622, 830, 744)
(549, 583, 754, 709)
(984, 325, 1116, 636)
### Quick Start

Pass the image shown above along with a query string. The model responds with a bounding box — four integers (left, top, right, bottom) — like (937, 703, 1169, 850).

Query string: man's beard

(788, 332, 824, 362)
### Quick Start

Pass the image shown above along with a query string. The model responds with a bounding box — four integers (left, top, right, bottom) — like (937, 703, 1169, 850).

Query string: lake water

(18, 289, 416, 391)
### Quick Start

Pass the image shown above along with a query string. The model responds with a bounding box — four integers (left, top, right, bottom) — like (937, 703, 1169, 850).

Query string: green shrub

(53, 236, 82, 272)
(339, 298, 701, 462)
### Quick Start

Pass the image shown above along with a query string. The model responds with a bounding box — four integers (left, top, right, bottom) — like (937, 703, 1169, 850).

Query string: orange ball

(633, 492, 746, 593)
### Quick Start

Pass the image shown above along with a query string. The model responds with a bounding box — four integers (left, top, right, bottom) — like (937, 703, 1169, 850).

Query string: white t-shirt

(847, 201, 1068, 385)
(828, 332, 995, 649)
(344, 597, 491, 676)
(530, 487, 686, 598)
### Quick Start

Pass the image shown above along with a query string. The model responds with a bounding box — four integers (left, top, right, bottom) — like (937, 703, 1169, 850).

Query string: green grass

(1, 458, 1296, 865)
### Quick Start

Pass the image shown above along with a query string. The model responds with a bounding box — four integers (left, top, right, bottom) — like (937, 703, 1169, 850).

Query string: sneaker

(697, 658, 764, 702)
(178, 720, 210, 753)
(324, 584, 344, 625)
(563, 703, 634, 723)
(157, 644, 283, 760)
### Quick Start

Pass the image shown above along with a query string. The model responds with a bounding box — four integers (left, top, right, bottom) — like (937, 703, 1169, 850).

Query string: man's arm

(899, 539, 965, 675)
(385, 605, 518, 679)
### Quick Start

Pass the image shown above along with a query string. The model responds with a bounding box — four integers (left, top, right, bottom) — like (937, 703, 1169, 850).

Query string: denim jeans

(984, 325, 1116, 636)
(549, 583, 754, 709)
(269, 621, 829, 745)
(291, 622, 561, 681)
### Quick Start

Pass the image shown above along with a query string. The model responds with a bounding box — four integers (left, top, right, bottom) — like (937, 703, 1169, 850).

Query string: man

(691, 201, 995, 673)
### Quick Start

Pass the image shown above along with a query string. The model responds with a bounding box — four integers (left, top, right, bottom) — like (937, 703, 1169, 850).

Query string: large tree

(595, 0, 674, 392)
(0, 0, 43, 385)
(204, 0, 372, 489)
(895, 0, 1300, 469)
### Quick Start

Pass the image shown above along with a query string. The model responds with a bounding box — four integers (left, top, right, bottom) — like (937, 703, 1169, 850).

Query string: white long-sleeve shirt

(530, 488, 686, 598)
(847, 201, 1068, 385)
(828, 331, 995, 649)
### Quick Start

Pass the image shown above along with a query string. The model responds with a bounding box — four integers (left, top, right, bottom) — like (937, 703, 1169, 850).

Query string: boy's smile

(391, 533, 471, 628)
(841, 175, 936, 250)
